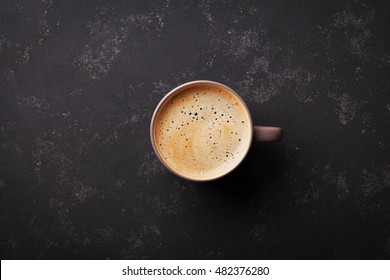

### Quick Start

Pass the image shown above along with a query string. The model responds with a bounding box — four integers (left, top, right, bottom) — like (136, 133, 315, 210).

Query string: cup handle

(254, 126, 283, 142)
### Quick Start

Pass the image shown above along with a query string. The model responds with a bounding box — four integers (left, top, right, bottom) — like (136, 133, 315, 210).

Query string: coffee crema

(153, 85, 252, 180)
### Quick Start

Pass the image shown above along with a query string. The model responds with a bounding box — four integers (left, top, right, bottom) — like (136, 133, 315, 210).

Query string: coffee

(153, 85, 252, 180)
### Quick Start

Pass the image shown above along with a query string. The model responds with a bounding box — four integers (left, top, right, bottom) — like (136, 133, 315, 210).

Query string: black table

(1, 0, 389, 259)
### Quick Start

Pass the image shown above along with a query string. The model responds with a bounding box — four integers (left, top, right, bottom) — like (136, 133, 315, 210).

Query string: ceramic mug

(150, 80, 283, 181)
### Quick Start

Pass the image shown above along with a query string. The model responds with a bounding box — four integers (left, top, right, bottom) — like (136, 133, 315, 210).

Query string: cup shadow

(201, 142, 291, 200)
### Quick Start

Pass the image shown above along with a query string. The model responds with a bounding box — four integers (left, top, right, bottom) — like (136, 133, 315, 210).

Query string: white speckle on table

(332, 3, 377, 60)
(237, 58, 316, 104)
(137, 152, 168, 183)
(75, 1, 170, 80)
(248, 224, 266, 243)
(328, 92, 365, 125)
(336, 172, 349, 200)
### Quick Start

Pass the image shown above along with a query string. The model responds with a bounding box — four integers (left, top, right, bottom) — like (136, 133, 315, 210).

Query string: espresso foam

(154, 85, 251, 180)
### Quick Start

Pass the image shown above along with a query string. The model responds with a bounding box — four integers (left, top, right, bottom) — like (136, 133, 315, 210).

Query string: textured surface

(0, 0, 390, 259)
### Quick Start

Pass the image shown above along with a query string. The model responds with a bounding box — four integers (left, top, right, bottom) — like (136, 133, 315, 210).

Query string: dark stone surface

(1, 0, 390, 259)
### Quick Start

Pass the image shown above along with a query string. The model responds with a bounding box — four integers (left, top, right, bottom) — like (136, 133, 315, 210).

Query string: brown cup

(150, 80, 283, 181)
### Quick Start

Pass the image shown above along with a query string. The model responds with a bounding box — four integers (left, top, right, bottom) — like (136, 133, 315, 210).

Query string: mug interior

(150, 80, 253, 181)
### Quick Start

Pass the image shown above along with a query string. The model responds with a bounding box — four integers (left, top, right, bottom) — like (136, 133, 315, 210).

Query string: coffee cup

(150, 80, 283, 181)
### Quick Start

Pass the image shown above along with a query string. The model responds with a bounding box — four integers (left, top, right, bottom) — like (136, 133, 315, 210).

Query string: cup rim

(150, 80, 254, 182)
